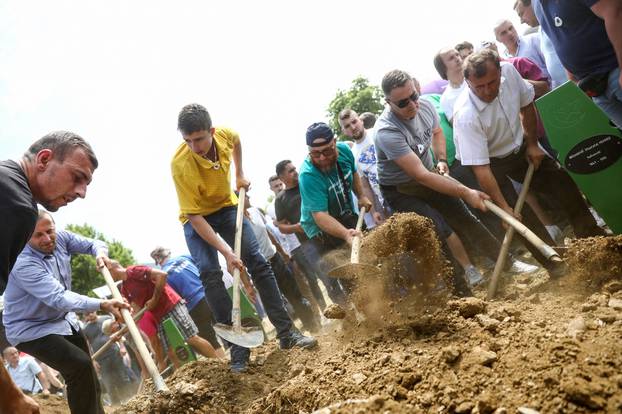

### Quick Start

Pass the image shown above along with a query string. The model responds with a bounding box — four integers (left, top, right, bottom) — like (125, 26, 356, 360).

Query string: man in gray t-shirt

(374, 69, 513, 292)
(375, 97, 439, 185)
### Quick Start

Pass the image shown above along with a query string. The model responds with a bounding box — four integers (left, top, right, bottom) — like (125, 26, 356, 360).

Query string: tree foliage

(65, 223, 135, 297)
(326, 77, 384, 140)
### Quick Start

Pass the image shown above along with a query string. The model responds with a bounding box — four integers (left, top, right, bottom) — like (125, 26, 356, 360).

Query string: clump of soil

(566, 235, 622, 287)
(323, 303, 346, 319)
(32, 394, 71, 414)
(362, 212, 451, 289)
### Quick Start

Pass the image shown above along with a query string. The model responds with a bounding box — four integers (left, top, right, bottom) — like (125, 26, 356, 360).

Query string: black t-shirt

(274, 186, 308, 243)
(0, 160, 38, 294)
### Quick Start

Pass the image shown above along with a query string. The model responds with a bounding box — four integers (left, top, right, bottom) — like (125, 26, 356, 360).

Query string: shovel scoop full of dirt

(323, 303, 347, 319)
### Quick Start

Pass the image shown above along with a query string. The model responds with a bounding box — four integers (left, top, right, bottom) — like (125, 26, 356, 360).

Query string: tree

(326, 76, 384, 140)
(65, 223, 136, 297)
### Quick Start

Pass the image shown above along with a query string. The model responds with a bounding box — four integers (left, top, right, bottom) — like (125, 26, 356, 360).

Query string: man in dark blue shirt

(533, 0, 622, 126)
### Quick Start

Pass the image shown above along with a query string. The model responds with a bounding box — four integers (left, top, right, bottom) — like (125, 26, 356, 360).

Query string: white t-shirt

(352, 130, 384, 229)
(453, 62, 535, 165)
(246, 207, 277, 260)
(440, 80, 466, 121)
(266, 200, 299, 254)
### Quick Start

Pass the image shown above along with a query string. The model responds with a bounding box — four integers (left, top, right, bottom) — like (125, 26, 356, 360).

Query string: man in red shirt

(108, 261, 221, 361)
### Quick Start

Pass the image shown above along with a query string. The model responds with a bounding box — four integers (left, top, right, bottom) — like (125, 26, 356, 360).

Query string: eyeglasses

(309, 146, 335, 159)
(390, 91, 419, 109)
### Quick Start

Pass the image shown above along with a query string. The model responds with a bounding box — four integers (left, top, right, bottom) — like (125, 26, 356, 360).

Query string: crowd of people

(0, 0, 620, 413)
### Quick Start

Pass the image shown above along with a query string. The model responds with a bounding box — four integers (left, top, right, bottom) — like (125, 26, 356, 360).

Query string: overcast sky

(1, 0, 524, 262)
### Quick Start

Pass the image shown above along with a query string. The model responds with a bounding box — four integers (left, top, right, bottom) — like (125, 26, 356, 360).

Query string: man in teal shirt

(298, 123, 372, 303)
(299, 122, 372, 244)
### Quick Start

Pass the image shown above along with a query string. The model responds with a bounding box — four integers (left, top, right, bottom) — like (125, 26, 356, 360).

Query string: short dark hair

(359, 112, 377, 129)
(514, 0, 531, 8)
(268, 175, 280, 184)
(338, 108, 357, 122)
(177, 103, 212, 135)
(433, 51, 448, 80)
(455, 41, 474, 53)
(275, 160, 291, 177)
(463, 49, 501, 80)
(26, 131, 98, 169)
(381, 70, 412, 97)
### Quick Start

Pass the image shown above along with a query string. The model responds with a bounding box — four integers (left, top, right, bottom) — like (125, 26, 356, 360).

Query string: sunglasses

(309, 146, 335, 159)
(390, 91, 419, 109)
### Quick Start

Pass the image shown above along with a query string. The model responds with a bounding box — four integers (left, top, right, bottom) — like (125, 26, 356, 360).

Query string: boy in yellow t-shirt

(171, 103, 317, 373)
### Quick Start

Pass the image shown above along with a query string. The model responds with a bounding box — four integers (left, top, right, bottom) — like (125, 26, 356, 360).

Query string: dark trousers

(18, 328, 104, 414)
(269, 252, 318, 331)
(489, 147, 605, 266)
(291, 246, 327, 310)
(98, 351, 132, 405)
(188, 298, 220, 349)
(183, 206, 293, 364)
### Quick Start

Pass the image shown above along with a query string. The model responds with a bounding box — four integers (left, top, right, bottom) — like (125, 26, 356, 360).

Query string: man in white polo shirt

(453, 49, 606, 277)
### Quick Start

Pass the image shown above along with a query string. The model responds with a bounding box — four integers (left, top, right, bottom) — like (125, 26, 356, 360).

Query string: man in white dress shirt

(453, 49, 605, 277)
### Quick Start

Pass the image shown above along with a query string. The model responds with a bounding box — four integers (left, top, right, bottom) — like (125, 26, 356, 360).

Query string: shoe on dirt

(547, 261, 568, 279)
(279, 330, 318, 350)
(505, 260, 539, 274)
(465, 265, 484, 287)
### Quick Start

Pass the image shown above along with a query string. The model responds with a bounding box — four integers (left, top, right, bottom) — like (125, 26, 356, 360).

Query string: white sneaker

(506, 260, 539, 274)
(465, 265, 484, 287)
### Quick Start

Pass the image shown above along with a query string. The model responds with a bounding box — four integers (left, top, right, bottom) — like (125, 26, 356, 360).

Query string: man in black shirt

(274, 159, 346, 307)
(0, 131, 128, 414)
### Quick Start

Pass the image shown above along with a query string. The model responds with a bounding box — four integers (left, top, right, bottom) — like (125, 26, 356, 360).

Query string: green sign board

(536, 82, 621, 234)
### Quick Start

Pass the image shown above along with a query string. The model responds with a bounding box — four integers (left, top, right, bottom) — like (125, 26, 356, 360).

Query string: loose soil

(40, 227, 622, 414)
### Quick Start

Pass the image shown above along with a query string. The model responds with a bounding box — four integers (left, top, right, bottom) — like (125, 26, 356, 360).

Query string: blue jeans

(298, 239, 349, 306)
(593, 67, 622, 128)
(183, 206, 293, 361)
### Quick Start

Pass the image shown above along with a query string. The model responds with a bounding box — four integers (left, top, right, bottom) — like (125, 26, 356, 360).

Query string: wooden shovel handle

(232, 187, 246, 330)
(351, 206, 367, 264)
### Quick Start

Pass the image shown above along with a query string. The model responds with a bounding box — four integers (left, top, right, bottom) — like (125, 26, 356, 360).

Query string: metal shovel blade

(328, 262, 381, 279)
(213, 323, 264, 348)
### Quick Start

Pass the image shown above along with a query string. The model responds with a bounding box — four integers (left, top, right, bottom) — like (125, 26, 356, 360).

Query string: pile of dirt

(106, 230, 622, 414)
(32, 394, 71, 414)
(566, 235, 622, 288)
(362, 213, 450, 289)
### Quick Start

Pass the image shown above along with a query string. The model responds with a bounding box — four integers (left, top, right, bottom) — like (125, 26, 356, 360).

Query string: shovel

(484, 163, 562, 299)
(212, 187, 265, 348)
(328, 207, 380, 279)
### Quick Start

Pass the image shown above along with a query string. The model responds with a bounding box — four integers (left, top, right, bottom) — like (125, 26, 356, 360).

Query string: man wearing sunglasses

(375, 69, 509, 293)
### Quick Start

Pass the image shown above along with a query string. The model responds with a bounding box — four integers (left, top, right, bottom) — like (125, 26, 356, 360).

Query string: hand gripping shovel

(327, 207, 380, 279)
(212, 187, 264, 348)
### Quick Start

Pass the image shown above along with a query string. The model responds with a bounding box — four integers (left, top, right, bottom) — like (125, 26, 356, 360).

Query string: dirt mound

(362, 213, 449, 288)
(566, 235, 622, 288)
(32, 394, 71, 414)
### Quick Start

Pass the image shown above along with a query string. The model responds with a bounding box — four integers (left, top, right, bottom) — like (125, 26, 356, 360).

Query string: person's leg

(188, 299, 225, 358)
(269, 253, 319, 332)
(166, 302, 220, 359)
(527, 157, 606, 238)
(304, 238, 349, 306)
(593, 67, 622, 128)
(218, 215, 293, 338)
(18, 330, 104, 414)
(291, 247, 328, 310)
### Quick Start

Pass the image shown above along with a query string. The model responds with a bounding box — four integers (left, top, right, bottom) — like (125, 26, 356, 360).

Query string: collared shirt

(6, 355, 42, 393)
(2, 231, 106, 345)
(453, 62, 535, 166)
(504, 33, 550, 80)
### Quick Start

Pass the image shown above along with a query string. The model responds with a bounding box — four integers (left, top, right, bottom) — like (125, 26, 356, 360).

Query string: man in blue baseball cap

(297, 122, 373, 302)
